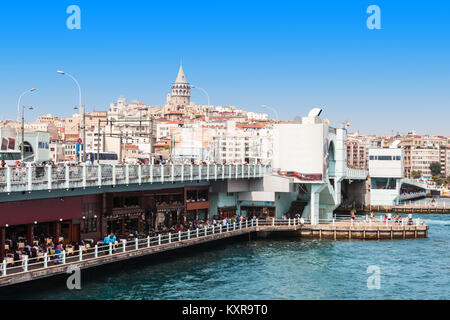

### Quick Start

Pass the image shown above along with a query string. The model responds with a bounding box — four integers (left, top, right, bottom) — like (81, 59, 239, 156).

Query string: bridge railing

(0, 216, 427, 277)
(401, 178, 429, 190)
(0, 164, 271, 194)
(0, 219, 262, 277)
(345, 167, 368, 180)
(398, 191, 427, 201)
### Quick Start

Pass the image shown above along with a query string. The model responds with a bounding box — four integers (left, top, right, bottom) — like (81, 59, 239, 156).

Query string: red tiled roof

(166, 121, 183, 124)
(236, 123, 265, 129)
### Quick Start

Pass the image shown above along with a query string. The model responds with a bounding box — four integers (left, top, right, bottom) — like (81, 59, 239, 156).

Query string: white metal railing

(396, 200, 447, 209)
(0, 164, 271, 193)
(0, 215, 427, 277)
(401, 178, 429, 190)
(0, 220, 261, 277)
(399, 191, 427, 201)
(345, 167, 368, 180)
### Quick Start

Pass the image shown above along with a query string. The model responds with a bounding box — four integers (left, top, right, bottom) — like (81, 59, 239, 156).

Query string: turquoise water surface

(2, 214, 449, 300)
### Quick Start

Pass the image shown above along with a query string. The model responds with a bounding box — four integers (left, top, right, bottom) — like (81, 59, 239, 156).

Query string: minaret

(170, 63, 190, 110)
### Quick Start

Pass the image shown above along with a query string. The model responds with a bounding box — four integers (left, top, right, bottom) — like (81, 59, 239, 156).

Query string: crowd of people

(350, 209, 415, 225)
(3, 236, 93, 266)
(145, 214, 255, 237)
(382, 213, 414, 225)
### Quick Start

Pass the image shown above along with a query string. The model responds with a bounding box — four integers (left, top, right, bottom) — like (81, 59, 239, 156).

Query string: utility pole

(97, 118, 155, 163)
(77, 118, 81, 163)
(169, 133, 173, 162)
(149, 116, 154, 154)
(83, 105, 86, 162)
(21, 108, 24, 161)
(119, 131, 123, 163)
(21, 106, 33, 161)
(97, 119, 101, 165)
(21, 108, 25, 161)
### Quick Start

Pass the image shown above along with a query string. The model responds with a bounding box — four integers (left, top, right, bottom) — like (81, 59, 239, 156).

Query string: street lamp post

(261, 105, 279, 121)
(57, 70, 85, 161)
(190, 85, 210, 107)
(21, 106, 34, 161)
(16, 88, 36, 151)
(17, 88, 36, 123)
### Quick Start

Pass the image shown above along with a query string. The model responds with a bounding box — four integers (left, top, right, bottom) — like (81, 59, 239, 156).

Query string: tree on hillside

(432, 176, 444, 186)
(429, 162, 441, 176)
(411, 170, 422, 179)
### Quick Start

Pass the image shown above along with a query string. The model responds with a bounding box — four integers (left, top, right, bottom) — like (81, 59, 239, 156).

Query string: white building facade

(368, 148, 404, 205)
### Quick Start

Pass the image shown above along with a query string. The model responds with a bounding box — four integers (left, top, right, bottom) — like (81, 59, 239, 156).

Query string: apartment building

(212, 121, 272, 164)
(447, 147, 450, 177)
(410, 147, 440, 178)
(63, 134, 78, 161)
(346, 139, 367, 169)
(49, 139, 65, 162)
(398, 135, 424, 178)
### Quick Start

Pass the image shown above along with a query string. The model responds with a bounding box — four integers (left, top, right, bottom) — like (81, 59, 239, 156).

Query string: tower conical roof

(175, 64, 187, 83)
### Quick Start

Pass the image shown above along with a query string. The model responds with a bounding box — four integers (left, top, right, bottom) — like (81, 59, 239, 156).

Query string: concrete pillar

(27, 224, 33, 245)
(310, 183, 328, 225)
(310, 194, 320, 225)
(52, 221, 61, 244)
(0, 227, 5, 261)
(335, 128, 347, 178)
(334, 178, 343, 208)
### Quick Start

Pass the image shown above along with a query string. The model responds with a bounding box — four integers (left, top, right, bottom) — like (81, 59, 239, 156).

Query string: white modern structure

(270, 108, 367, 224)
(368, 148, 404, 206)
(20, 131, 50, 162)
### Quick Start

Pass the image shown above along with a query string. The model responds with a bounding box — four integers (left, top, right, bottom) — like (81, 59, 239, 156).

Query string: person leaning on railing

(54, 245, 62, 264)
(102, 234, 111, 252)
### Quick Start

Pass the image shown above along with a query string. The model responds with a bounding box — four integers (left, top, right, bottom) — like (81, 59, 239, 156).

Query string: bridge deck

(0, 219, 428, 288)
(0, 163, 271, 194)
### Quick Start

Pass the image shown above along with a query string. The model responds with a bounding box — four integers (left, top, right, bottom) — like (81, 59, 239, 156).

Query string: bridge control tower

(272, 108, 364, 224)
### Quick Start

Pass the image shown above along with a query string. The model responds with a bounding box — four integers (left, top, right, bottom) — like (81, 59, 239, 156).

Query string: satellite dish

(308, 108, 323, 118)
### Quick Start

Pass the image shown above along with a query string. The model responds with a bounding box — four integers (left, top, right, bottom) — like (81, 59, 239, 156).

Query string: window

(370, 155, 397, 161)
(0, 152, 21, 161)
(125, 196, 139, 207)
(82, 203, 99, 233)
(371, 178, 397, 190)
(113, 197, 122, 208)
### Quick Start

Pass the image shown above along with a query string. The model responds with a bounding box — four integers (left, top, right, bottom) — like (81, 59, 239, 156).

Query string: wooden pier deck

(0, 219, 428, 288)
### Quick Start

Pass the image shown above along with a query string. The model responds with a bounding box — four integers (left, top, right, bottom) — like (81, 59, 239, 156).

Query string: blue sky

(0, 0, 449, 136)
